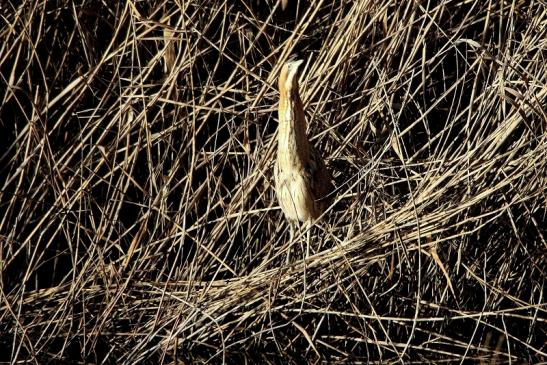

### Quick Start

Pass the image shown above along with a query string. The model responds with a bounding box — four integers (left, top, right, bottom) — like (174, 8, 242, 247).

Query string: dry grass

(1, 0, 546, 363)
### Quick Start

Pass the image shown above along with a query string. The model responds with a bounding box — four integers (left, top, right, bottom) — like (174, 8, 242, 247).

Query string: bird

(274, 59, 332, 224)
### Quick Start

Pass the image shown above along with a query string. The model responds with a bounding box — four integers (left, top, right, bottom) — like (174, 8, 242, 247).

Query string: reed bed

(1, 0, 546, 363)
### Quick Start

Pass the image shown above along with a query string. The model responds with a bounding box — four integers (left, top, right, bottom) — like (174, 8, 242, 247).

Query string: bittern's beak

(286, 58, 304, 68)
(284, 59, 304, 91)
(287, 59, 304, 75)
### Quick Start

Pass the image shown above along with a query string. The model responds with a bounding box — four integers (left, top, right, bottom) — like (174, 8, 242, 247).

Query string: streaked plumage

(274, 59, 331, 222)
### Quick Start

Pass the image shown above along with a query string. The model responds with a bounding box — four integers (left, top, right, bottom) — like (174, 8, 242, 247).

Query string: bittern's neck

(277, 88, 310, 166)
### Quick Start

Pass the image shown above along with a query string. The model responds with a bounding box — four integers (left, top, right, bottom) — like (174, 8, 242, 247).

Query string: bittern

(274, 59, 331, 223)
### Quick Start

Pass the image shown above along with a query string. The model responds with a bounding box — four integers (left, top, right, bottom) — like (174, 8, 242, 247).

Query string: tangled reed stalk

(1, 0, 545, 363)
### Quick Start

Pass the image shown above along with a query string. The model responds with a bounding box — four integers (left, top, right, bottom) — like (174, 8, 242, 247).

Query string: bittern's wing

(307, 145, 332, 205)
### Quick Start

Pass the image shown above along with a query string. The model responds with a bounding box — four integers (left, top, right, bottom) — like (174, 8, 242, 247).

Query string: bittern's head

(279, 59, 304, 94)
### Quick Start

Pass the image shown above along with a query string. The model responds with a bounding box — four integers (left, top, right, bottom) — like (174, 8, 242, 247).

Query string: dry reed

(0, 0, 546, 363)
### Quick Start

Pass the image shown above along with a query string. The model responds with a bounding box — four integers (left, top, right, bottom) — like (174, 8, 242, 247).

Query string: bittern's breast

(274, 162, 319, 222)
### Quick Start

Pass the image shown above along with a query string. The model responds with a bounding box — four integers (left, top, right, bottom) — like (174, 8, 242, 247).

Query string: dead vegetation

(0, 0, 546, 363)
